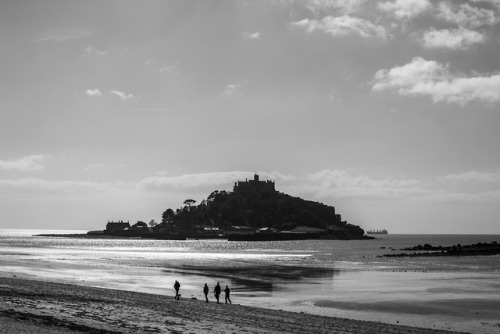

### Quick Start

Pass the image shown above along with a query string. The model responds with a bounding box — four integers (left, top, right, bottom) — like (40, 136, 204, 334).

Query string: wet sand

(2, 250, 500, 333)
(0, 276, 470, 334)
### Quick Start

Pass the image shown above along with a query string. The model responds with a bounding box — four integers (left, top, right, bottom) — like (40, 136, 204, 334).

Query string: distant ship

(366, 229, 388, 235)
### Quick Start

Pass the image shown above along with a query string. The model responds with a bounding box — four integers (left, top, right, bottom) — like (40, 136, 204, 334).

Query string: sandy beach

(0, 276, 472, 334)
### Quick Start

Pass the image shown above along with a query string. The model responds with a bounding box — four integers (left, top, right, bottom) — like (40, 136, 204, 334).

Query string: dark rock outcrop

(379, 241, 499, 257)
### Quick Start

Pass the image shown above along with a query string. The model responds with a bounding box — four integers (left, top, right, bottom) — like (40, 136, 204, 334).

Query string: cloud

(372, 57, 500, 105)
(83, 163, 124, 172)
(83, 46, 108, 57)
(295, 169, 500, 204)
(327, 89, 337, 102)
(85, 89, 102, 97)
(438, 170, 500, 183)
(220, 82, 247, 98)
(0, 178, 127, 195)
(303, 169, 428, 199)
(432, 169, 500, 203)
(305, 0, 368, 15)
(292, 15, 388, 39)
(243, 32, 261, 40)
(472, 0, 500, 11)
(122, 107, 208, 112)
(99, 167, 500, 205)
(436, 2, 498, 28)
(139, 171, 295, 192)
(146, 59, 181, 74)
(109, 90, 135, 101)
(378, 0, 431, 20)
(0, 170, 295, 197)
(35, 28, 89, 43)
(420, 28, 485, 50)
(139, 171, 247, 191)
(84, 163, 106, 171)
(422, 188, 500, 203)
(2, 166, 498, 205)
(0, 155, 46, 171)
(159, 65, 178, 73)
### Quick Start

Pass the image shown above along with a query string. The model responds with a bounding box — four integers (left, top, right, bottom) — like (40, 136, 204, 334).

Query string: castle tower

(233, 174, 275, 193)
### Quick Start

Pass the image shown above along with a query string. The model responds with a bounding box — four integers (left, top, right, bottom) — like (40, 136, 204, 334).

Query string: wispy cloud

(83, 46, 108, 57)
(292, 15, 389, 39)
(436, 2, 498, 28)
(420, 28, 485, 50)
(146, 59, 181, 74)
(378, 0, 431, 20)
(372, 57, 500, 105)
(220, 81, 247, 98)
(242, 32, 261, 40)
(305, 0, 368, 15)
(83, 163, 124, 172)
(0, 178, 126, 194)
(85, 89, 137, 100)
(139, 171, 295, 192)
(327, 89, 337, 102)
(438, 170, 500, 183)
(302, 169, 428, 199)
(379, 0, 431, 19)
(85, 89, 102, 97)
(2, 166, 499, 205)
(291, 169, 500, 204)
(109, 90, 135, 101)
(159, 65, 179, 73)
(140, 171, 249, 191)
(123, 107, 209, 112)
(34, 28, 89, 43)
(0, 155, 46, 171)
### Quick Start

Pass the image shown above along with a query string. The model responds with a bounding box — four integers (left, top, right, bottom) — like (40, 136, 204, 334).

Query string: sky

(1, 0, 500, 234)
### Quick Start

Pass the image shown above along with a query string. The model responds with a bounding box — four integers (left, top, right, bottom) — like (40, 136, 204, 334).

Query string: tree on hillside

(131, 221, 149, 231)
(162, 208, 174, 224)
(207, 190, 219, 202)
(183, 199, 196, 206)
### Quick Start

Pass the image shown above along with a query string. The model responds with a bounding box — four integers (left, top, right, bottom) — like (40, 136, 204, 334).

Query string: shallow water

(1, 229, 499, 333)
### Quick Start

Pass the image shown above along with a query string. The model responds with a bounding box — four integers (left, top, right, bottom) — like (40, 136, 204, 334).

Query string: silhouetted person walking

(174, 280, 181, 300)
(214, 282, 221, 304)
(224, 285, 232, 304)
(203, 283, 209, 303)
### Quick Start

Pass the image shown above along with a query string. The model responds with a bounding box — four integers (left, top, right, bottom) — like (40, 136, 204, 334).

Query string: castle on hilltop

(234, 174, 275, 193)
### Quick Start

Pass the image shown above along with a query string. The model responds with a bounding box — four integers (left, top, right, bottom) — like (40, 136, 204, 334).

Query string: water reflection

(164, 264, 338, 296)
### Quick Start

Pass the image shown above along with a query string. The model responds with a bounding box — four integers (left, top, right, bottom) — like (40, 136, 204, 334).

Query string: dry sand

(0, 276, 470, 334)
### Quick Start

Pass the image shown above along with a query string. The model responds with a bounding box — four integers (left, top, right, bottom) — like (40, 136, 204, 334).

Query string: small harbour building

(105, 220, 130, 232)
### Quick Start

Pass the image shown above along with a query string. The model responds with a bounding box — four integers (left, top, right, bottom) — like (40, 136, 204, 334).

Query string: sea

(1, 229, 499, 333)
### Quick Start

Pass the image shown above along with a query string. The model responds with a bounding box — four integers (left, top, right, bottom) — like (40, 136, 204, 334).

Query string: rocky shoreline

(379, 241, 499, 258)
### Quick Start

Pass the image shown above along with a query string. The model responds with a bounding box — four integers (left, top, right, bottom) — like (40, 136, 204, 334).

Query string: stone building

(233, 174, 275, 193)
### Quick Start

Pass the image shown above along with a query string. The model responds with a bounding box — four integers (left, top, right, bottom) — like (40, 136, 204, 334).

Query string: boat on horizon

(366, 229, 388, 235)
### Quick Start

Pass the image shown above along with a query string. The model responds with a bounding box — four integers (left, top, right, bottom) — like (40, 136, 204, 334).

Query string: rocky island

(97, 174, 368, 241)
